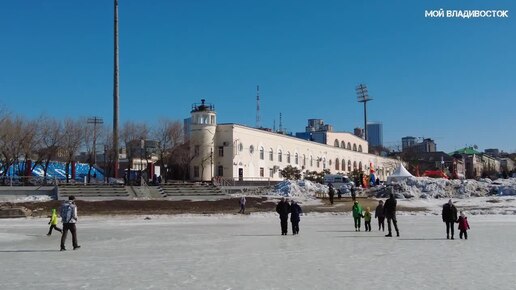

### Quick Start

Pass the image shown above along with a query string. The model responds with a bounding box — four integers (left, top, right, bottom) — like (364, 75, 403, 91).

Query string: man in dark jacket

(383, 194, 399, 237)
(290, 200, 302, 235)
(276, 197, 291, 235)
(328, 183, 335, 205)
(442, 199, 458, 239)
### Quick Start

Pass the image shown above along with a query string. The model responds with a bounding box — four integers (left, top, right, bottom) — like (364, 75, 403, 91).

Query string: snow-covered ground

(1, 214, 516, 290)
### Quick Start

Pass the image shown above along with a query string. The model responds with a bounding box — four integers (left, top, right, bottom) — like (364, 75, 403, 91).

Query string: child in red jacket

(457, 211, 470, 240)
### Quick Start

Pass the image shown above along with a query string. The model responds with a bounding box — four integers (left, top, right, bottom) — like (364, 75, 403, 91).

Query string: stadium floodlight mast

(113, 0, 120, 178)
(356, 84, 373, 141)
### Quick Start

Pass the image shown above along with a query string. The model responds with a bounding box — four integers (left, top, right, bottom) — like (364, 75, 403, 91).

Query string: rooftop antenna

(356, 84, 373, 141)
(256, 85, 261, 128)
(273, 119, 276, 132)
(279, 112, 283, 133)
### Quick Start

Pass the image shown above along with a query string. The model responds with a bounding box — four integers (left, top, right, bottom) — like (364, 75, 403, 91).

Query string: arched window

(353, 144, 357, 151)
(323, 158, 326, 169)
(269, 148, 274, 161)
(347, 142, 351, 150)
(287, 152, 291, 163)
(353, 161, 357, 170)
(278, 150, 282, 162)
(334, 139, 339, 147)
(335, 158, 339, 170)
(359, 161, 363, 171)
(259, 147, 264, 160)
(316, 158, 320, 168)
(341, 159, 345, 172)
(295, 153, 299, 165)
(348, 160, 352, 171)
(358, 145, 362, 152)
(310, 156, 313, 167)
(341, 141, 345, 148)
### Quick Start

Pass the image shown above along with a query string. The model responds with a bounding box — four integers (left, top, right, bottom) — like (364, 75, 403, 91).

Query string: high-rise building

(402, 136, 417, 151)
(366, 122, 383, 147)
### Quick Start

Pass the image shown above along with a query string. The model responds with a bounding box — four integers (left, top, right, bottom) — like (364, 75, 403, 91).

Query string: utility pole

(87, 116, 104, 165)
(356, 84, 373, 141)
(113, 0, 120, 178)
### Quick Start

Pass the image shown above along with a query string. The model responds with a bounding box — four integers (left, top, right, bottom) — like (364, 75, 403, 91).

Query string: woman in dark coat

(442, 199, 458, 239)
(290, 200, 303, 235)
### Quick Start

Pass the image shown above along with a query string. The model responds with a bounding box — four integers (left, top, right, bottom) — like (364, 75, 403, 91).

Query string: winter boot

(385, 233, 392, 237)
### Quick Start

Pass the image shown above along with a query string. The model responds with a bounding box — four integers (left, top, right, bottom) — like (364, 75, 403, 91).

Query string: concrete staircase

(158, 183, 227, 200)
(57, 184, 131, 200)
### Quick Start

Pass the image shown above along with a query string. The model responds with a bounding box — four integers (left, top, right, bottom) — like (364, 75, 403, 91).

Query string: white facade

(189, 101, 399, 182)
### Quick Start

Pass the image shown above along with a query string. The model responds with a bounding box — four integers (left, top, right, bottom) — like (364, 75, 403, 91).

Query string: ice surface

(1, 214, 516, 290)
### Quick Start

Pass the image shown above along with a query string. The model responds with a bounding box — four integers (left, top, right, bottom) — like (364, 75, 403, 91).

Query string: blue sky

(1, 0, 515, 153)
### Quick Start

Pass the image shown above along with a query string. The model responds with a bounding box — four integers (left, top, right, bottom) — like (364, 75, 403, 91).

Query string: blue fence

(0, 161, 104, 181)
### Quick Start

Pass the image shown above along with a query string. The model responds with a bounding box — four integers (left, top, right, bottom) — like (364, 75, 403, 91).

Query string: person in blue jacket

(290, 200, 303, 235)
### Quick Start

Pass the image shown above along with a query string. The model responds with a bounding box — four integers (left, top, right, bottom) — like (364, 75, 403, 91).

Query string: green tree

(279, 165, 301, 180)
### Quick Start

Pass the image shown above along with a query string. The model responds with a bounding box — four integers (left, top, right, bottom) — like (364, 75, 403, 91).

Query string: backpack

(60, 202, 75, 223)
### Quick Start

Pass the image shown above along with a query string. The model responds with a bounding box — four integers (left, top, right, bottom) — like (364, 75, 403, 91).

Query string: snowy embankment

(263, 178, 516, 215)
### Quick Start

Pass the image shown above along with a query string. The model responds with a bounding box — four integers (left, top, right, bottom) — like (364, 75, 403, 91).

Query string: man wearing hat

(60, 195, 81, 251)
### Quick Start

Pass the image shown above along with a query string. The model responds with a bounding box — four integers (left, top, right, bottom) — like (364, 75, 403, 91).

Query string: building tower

(190, 99, 217, 181)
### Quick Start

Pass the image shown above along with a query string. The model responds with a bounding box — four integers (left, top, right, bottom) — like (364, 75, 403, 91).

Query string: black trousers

(329, 194, 334, 204)
(61, 223, 79, 249)
(291, 221, 299, 234)
(445, 222, 455, 238)
(459, 230, 468, 239)
(354, 217, 361, 229)
(387, 216, 399, 234)
(280, 217, 288, 235)
(239, 205, 245, 214)
(365, 221, 371, 231)
(378, 217, 385, 231)
(47, 224, 62, 235)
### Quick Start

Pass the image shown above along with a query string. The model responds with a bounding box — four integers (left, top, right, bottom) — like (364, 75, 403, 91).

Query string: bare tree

(37, 117, 63, 180)
(83, 118, 104, 183)
(152, 118, 183, 182)
(61, 119, 84, 183)
(121, 121, 149, 183)
(169, 141, 192, 181)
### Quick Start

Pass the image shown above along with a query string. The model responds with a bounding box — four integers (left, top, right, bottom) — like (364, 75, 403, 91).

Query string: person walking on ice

(364, 207, 372, 232)
(375, 200, 385, 231)
(46, 208, 62, 236)
(352, 200, 363, 231)
(276, 197, 291, 235)
(457, 211, 470, 240)
(60, 196, 80, 251)
(442, 199, 458, 240)
(290, 200, 303, 235)
(238, 195, 246, 214)
(384, 193, 399, 237)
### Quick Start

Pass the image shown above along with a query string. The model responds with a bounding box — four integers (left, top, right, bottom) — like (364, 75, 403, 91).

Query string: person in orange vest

(46, 208, 62, 236)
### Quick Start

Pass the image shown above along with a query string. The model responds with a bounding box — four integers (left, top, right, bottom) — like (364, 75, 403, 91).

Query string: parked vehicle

(324, 174, 355, 193)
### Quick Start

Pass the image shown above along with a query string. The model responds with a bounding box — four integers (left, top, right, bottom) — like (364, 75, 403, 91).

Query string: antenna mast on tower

(256, 85, 261, 128)
(279, 112, 283, 133)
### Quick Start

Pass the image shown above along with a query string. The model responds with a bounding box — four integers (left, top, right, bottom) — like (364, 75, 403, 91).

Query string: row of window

(333, 139, 363, 152)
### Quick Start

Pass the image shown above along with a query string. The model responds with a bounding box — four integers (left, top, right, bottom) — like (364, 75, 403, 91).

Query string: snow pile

(389, 177, 516, 199)
(267, 180, 326, 198)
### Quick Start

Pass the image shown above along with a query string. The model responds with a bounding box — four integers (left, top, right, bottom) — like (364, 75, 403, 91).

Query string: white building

(189, 100, 400, 182)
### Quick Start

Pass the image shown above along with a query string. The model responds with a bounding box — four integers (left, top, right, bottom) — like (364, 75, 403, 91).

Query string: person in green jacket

(352, 201, 363, 231)
(47, 208, 62, 236)
(364, 207, 372, 232)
